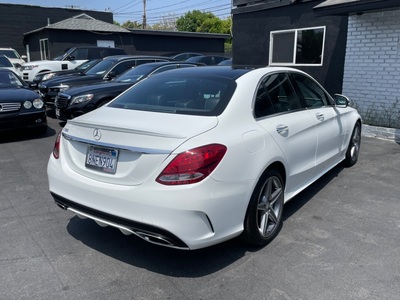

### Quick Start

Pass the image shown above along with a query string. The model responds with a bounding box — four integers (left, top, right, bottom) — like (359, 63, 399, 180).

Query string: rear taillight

(156, 144, 227, 185)
(52, 131, 61, 159)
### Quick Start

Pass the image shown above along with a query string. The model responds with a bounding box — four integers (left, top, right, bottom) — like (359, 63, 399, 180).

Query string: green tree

(176, 10, 216, 32)
(122, 20, 142, 29)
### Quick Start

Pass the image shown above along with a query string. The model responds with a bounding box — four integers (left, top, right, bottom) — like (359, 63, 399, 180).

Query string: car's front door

(289, 72, 344, 175)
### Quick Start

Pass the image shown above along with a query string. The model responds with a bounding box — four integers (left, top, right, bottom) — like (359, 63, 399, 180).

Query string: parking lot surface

(1, 113, 399, 300)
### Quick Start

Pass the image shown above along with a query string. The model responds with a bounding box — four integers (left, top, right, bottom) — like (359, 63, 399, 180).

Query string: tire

(343, 122, 361, 167)
(240, 168, 284, 246)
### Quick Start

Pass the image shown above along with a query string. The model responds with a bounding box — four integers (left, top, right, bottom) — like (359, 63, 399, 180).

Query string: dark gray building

(232, 0, 400, 128)
(1, 3, 228, 63)
(23, 14, 133, 61)
(0, 3, 112, 57)
(232, 0, 348, 95)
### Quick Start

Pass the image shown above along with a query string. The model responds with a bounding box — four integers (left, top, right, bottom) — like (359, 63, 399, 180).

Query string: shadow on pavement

(64, 164, 345, 277)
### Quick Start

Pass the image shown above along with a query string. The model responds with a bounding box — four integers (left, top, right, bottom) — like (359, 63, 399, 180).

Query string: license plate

(85, 146, 119, 174)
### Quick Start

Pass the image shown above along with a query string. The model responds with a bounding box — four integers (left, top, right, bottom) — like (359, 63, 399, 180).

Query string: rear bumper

(47, 154, 253, 250)
(52, 192, 189, 249)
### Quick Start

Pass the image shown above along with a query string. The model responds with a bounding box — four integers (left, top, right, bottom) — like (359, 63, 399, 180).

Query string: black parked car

(54, 61, 201, 120)
(170, 52, 203, 61)
(185, 55, 231, 65)
(31, 59, 101, 87)
(39, 55, 173, 103)
(0, 69, 47, 133)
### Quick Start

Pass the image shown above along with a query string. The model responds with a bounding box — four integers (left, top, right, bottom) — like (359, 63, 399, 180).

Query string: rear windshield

(109, 74, 236, 116)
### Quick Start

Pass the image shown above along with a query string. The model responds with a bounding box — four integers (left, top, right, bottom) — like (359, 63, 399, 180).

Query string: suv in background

(0, 48, 26, 68)
(21, 46, 126, 82)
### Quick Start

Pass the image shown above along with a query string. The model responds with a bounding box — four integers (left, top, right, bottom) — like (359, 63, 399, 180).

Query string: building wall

(342, 9, 400, 128)
(130, 34, 225, 56)
(0, 3, 112, 57)
(24, 30, 135, 61)
(232, 1, 348, 95)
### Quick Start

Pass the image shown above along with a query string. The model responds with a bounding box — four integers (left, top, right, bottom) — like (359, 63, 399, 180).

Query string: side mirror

(334, 94, 350, 108)
(66, 56, 75, 61)
(21, 55, 27, 61)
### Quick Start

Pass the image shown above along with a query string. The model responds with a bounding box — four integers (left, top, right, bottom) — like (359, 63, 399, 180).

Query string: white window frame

(39, 38, 49, 60)
(269, 26, 326, 67)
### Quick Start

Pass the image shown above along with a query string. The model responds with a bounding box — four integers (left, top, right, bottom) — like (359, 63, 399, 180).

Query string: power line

(112, 0, 231, 24)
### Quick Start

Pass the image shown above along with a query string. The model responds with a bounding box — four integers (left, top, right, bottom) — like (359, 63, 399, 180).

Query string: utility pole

(142, 0, 147, 29)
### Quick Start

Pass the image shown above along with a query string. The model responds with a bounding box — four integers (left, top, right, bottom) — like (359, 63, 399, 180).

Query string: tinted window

(86, 60, 115, 75)
(109, 75, 236, 116)
(0, 56, 12, 67)
(69, 48, 89, 60)
(111, 60, 137, 76)
(290, 73, 329, 108)
(254, 73, 300, 118)
(265, 73, 300, 114)
(254, 83, 274, 118)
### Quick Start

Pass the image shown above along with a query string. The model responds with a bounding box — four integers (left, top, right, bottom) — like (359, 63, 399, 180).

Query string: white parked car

(0, 48, 26, 68)
(21, 46, 126, 82)
(47, 66, 362, 250)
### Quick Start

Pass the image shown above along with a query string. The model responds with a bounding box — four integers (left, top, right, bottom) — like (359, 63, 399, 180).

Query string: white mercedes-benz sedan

(47, 66, 362, 250)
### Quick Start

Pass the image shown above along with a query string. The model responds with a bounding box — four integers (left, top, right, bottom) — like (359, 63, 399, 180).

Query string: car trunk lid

(60, 106, 218, 185)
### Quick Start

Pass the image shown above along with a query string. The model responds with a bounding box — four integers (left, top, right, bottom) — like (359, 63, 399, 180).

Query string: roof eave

(314, 0, 400, 16)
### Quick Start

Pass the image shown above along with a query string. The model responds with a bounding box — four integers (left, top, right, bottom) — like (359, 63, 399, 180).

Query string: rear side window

(109, 75, 236, 116)
(254, 72, 300, 118)
(69, 48, 89, 60)
(111, 60, 137, 76)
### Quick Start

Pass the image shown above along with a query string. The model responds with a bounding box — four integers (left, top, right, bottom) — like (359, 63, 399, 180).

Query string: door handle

(276, 124, 289, 136)
(316, 112, 324, 121)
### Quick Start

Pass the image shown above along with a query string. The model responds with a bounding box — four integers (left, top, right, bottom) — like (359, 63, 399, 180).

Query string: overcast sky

(2, 0, 232, 24)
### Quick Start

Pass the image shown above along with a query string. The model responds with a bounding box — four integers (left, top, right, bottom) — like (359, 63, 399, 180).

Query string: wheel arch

(96, 97, 114, 108)
(38, 69, 51, 74)
(265, 161, 286, 188)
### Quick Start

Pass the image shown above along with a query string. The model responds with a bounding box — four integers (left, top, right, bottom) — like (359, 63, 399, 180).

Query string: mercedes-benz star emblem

(93, 128, 102, 141)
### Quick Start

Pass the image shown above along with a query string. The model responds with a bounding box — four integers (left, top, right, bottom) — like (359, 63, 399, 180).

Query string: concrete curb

(362, 124, 400, 143)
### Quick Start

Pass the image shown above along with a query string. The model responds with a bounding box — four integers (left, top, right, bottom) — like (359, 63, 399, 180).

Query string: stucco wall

(343, 10, 400, 128)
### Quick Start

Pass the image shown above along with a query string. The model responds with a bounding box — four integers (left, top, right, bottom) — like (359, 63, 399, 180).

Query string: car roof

(0, 68, 13, 72)
(132, 61, 201, 68)
(102, 55, 173, 62)
(156, 66, 251, 80)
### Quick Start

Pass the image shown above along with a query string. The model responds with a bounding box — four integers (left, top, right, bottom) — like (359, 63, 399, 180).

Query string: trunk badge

(93, 128, 102, 141)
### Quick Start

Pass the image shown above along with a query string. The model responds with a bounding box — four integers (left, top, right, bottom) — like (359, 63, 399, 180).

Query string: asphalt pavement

(0, 113, 399, 300)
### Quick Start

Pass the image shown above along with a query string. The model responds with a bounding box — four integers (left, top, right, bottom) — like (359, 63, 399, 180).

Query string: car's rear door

(254, 72, 318, 195)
